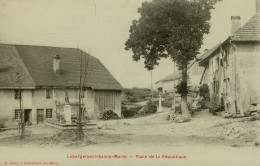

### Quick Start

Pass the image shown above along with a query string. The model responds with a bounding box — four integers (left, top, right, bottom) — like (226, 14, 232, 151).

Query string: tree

(76, 49, 90, 141)
(124, 89, 134, 102)
(16, 72, 25, 139)
(125, 0, 220, 118)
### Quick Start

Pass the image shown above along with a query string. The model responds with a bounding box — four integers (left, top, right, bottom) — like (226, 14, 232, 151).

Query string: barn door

(37, 109, 44, 124)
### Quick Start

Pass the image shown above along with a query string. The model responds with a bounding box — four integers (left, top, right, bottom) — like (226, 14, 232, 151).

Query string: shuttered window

(46, 109, 52, 118)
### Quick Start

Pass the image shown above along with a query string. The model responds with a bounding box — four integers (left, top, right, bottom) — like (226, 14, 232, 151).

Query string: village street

(0, 108, 259, 166)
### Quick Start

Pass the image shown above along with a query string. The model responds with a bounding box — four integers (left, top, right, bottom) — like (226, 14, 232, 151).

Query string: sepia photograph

(0, 0, 259, 165)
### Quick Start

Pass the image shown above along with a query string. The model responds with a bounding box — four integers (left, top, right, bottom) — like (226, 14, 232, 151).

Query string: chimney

(231, 16, 241, 35)
(53, 54, 61, 75)
(256, 0, 260, 13)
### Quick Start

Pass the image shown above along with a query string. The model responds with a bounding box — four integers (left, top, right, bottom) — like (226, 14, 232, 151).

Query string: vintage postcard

(0, 0, 259, 165)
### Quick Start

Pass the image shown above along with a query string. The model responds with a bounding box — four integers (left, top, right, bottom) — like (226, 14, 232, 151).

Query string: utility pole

(151, 70, 153, 102)
(172, 62, 176, 114)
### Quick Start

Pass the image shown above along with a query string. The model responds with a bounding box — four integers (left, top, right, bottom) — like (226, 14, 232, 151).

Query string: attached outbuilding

(0, 44, 123, 127)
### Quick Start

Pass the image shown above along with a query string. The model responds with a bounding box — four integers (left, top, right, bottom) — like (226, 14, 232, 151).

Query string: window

(214, 80, 219, 94)
(14, 109, 21, 120)
(215, 57, 219, 71)
(81, 90, 85, 98)
(224, 49, 229, 66)
(210, 61, 213, 74)
(46, 109, 52, 118)
(14, 90, 20, 100)
(46, 89, 53, 99)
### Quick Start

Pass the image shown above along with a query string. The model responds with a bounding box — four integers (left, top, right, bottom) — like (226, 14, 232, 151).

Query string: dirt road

(0, 108, 259, 166)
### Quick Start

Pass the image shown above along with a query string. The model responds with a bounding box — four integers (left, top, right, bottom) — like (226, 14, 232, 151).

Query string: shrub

(122, 105, 142, 118)
(129, 96, 138, 102)
(0, 118, 8, 129)
(0, 122, 5, 129)
(144, 100, 157, 113)
(198, 84, 210, 109)
(162, 99, 173, 108)
(100, 110, 120, 120)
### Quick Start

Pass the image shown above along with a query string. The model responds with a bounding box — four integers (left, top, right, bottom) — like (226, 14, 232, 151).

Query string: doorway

(37, 109, 44, 124)
(24, 109, 32, 123)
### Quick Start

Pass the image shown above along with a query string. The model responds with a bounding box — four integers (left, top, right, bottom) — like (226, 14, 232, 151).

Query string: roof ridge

(0, 43, 99, 60)
(1, 43, 79, 50)
(231, 13, 260, 41)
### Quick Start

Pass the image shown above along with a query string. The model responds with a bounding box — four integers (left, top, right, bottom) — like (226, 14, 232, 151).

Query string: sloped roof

(0, 44, 35, 88)
(155, 71, 182, 84)
(155, 60, 200, 84)
(231, 14, 260, 41)
(198, 14, 260, 65)
(0, 44, 123, 90)
(198, 42, 222, 66)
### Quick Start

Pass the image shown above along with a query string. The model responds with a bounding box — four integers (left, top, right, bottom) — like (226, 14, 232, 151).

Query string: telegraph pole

(151, 70, 153, 102)
(77, 49, 84, 141)
(172, 62, 176, 114)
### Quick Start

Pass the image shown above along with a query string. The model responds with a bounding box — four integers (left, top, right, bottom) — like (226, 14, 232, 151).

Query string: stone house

(155, 60, 204, 108)
(155, 60, 204, 94)
(0, 44, 123, 127)
(198, 13, 260, 116)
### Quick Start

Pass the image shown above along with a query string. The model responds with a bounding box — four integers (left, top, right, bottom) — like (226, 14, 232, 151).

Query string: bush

(144, 100, 157, 113)
(0, 118, 8, 129)
(100, 110, 120, 120)
(198, 84, 210, 109)
(0, 122, 5, 129)
(26, 121, 32, 126)
(122, 105, 142, 118)
(129, 96, 138, 102)
(162, 99, 173, 108)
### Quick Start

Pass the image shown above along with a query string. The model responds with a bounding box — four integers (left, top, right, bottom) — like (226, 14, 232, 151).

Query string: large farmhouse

(198, 13, 260, 116)
(0, 44, 123, 127)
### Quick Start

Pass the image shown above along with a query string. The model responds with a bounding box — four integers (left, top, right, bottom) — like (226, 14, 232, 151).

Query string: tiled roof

(155, 60, 199, 84)
(0, 44, 123, 90)
(198, 14, 260, 65)
(155, 71, 182, 84)
(231, 14, 260, 41)
(0, 44, 35, 88)
(198, 42, 222, 66)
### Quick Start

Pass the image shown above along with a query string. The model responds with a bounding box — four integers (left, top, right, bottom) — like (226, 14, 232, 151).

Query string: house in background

(155, 60, 204, 94)
(199, 12, 260, 116)
(155, 60, 204, 108)
(155, 71, 181, 94)
(0, 43, 123, 127)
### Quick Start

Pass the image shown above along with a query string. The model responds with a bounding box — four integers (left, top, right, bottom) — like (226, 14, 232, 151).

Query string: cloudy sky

(0, 0, 256, 88)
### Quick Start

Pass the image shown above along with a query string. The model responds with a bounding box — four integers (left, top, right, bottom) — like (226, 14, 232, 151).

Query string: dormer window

(46, 89, 53, 99)
(53, 54, 61, 75)
(14, 90, 20, 100)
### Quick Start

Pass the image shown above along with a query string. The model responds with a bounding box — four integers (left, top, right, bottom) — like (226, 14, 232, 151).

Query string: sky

(0, 0, 256, 88)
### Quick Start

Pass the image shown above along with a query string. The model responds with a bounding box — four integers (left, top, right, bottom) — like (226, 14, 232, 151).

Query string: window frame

(14, 109, 21, 120)
(45, 109, 53, 119)
(14, 89, 20, 100)
(46, 89, 53, 99)
(215, 57, 219, 71)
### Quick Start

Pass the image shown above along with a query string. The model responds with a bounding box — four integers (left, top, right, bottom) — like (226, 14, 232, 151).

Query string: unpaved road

(0, 108, 259, 166)
(97, 108, 259, 147)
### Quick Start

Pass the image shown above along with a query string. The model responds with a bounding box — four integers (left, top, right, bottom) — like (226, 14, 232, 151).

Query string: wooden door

(37, 109, 44, 124)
